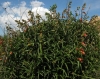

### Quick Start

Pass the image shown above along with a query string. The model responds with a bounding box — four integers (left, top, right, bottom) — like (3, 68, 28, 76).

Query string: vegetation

(0, 2, 100, 79)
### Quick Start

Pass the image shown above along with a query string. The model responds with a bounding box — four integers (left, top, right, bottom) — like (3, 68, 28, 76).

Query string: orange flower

(81, 42, 86, 47)
(77, 58, 83, 63)
(80, 50, 85, 55)
(83, 33, 87, 37)
(0, 40, 3, 45)
(80, 48, 85, 55)
(80, 18, 82, 22)
(24, 29, 27, 32)
(10, 51, 13, 55)
(82, 8, 84, 10)
(80, 48, 84, 51)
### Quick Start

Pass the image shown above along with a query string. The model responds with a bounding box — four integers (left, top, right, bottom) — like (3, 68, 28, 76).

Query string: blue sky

(0, 0, 100, 36)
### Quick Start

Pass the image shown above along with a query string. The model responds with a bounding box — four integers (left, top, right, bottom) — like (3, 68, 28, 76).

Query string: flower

(24, 28, 27, 32)
(76, 48, 85, 55)
(82, 8, 84, 10)
(0, 39, 3, 45)
(80, 48, 85, 55)
(10, 51, 13, 55)
(77, 58, 83, 63)
(83, 33, 87, 37)
(80, 18, 82, 22)
(81, 42, 86, 47)
(80, 50, 85, 55)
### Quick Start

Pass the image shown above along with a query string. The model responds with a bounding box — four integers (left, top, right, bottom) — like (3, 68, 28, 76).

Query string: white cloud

(2, 1, 11, 8)
(0, 1, 30, 31)
(32, 7, 50, 19)
(20, 1, 26, 7)
(30, 0, 50, 19)
(30, 0, 44, 8)
(0, 0, 50, 33)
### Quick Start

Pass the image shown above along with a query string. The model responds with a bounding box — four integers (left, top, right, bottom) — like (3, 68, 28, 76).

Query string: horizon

(0, 0, 100, 36)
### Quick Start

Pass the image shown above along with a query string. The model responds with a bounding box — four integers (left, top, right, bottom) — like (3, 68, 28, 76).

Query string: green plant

(0, 2, 100, 79)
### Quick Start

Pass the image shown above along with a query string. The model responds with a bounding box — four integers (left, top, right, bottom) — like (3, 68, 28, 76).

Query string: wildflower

(82, 8, 84, 10)
(77, 58, 83, 63)
(80, 18, 82, 22)
(0, 39, 3, 45)
(81, 42, 86, 47)
(80, 51, 85, 55)
(10, 51, 13, 55)
(82, 33, 87, 37)
(24, 28, 27, 32)
(80, 48, 85, 55)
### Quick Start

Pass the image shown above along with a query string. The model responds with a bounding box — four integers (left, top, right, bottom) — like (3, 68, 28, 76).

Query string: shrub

(0, 2, 100, 79)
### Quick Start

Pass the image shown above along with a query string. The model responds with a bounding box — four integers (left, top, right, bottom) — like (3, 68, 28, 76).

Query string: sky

(0, 0, 100, 36)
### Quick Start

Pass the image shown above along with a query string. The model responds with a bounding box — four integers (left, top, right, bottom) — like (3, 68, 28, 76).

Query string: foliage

(0, 2, 100, 79)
